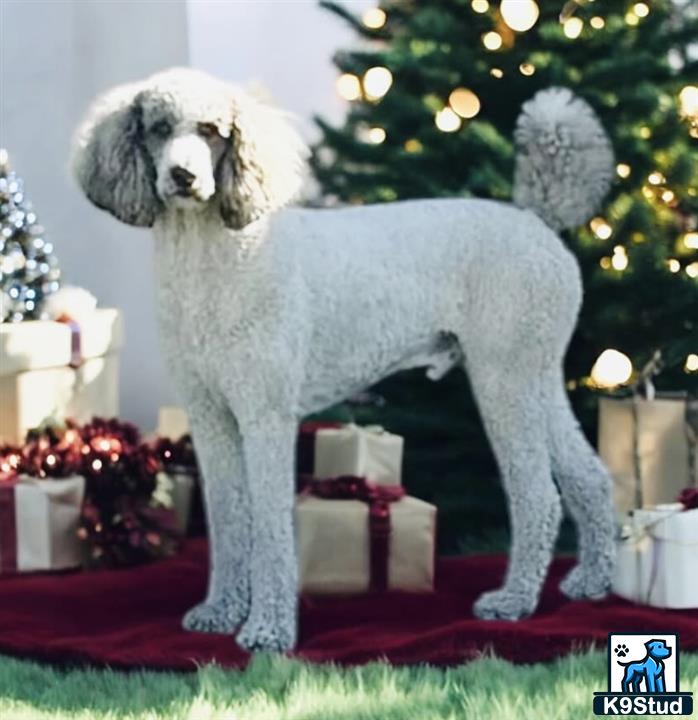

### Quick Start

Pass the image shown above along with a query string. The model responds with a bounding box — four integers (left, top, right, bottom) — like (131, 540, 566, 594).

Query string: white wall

(1, 0, 364, 430)
(2, 0, 188, 430)
(187, 0, 371, 137)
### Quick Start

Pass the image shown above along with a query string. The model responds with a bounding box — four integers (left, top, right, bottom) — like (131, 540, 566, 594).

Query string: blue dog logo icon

(617, 639, 671, 694)
(593, 633, 693, 715)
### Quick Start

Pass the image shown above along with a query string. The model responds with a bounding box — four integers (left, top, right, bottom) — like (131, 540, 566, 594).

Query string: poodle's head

(72, 68, 307, 229)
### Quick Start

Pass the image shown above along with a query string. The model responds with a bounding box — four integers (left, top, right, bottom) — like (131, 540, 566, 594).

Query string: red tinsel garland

(0, 418, 181, 568)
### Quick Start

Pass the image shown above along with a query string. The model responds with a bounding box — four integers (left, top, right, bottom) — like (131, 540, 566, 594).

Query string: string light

(661, 189, 675, 203)
(591, 349, 633, 388)
(362, 7, 387, 29)
(46, 454, 56, 466)
(563, 17, 583, 39)
(500, 0, 539, 32)
(590, 16, 605, 29)
(363, 66, 393, 100)
(367, 127, 386, 144)
(611, 246, 628, 271)
(648, 171, 665, 185)
(519, 63, 536, 76)
(600, 256, 612, 269)
(471, 0, 489, 12)
(686, 262, 698, 279)
(686, 354, 698, 372)
(667, 258, 681, 273)
(633, 2, 649, 18)
(590, 217, 612, 240)
(625, 11, 639, 26)
(683, 232, 698, 250)
(92, 458, 103, 471)
(435, 107, 462, 132)
(482, 31, 503, 50)
(679, 86, 698, 118)
(639, 126, 652, 139)
(404, 138, 423, 153)
(449, 88, 481, 118)
(336, 73, 361, 101)
(616, 163, 631, 178)
(490, 68, 504, 78)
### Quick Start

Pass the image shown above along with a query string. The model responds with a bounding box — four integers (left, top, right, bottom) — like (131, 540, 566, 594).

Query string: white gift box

(313, 424, 404, 486)
(598, 396, 694, 515)
(0, 474, 85, 573)
(296, 494, 436, 594)
(0, 309, 123, 443)
(612, 504, 698, 609)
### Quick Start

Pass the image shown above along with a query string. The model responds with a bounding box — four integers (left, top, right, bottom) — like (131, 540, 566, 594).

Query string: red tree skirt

(0, 539, 696, 670)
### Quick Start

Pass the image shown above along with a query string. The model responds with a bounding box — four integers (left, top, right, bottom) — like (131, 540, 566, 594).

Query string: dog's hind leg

(546, 372, 616, 600)
(467, 358, 563, 620)
(180, 382, 252, 634)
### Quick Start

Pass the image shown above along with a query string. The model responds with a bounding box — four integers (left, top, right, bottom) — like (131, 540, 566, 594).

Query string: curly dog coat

(73, 68, 616, 651)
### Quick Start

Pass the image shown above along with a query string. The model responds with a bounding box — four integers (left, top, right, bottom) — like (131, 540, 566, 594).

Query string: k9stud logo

(593, 633, 693, 715)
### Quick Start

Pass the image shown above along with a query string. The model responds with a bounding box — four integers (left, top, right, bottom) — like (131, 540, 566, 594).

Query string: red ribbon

(0, 478, 18, 574)
(56, 315, 83, 368)
(678, 487, 698, 510)
(299, 475, 405, 592)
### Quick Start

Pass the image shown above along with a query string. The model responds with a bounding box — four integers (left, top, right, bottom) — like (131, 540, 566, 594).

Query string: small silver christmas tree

(0, 149, 60, 322)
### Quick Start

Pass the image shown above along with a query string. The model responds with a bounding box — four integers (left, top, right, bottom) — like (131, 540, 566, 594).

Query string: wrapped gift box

(296, 493, 436, 594)
(612, 504, 698, 609)
(154, 471, 194, 535)
(0, 309, 123, 443)
(0, 474, 85, 574)
(296, 421, 342, 477)
(598, 396, 694, 515)
(157, 406, 190, 440)
(309, 423, 404, 487)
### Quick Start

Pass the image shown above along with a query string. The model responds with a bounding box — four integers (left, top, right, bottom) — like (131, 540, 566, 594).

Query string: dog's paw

(559, 564, 611, 601)
(615, 643, 630, 658)
(473, 588, 537, 621)
(236, 607, 297, 652)
(182, 600, 245, 634)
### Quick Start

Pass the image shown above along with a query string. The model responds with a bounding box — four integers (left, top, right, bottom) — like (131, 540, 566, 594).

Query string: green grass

(1, 651, 696, 720)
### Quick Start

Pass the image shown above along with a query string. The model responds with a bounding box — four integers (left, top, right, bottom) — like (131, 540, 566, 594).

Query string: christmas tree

(0, 149, 60, 322)
(312, 0, 698, 549)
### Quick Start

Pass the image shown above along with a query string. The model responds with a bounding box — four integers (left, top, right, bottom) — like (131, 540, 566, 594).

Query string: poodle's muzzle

(156, 134, 219, 206)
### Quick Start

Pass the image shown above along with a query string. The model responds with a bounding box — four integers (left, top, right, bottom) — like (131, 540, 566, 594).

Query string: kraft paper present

(0, 309, 123, 443)
(598, 396, 694, 515)
(157, 406, 190, 439)
(154, 471, 194, 534)
(313, 424, 404, 486)
(0, 474, 85, 573)
(612, 505, 698, 610)
(296, 494, 436, 594)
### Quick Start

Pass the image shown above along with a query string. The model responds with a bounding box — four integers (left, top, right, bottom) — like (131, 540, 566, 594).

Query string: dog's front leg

(235, 412, 298, 652)
(180, 386, 251, 634)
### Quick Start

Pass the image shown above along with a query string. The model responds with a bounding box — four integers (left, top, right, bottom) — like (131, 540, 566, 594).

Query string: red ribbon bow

(678, 487, 698, 510)
(299, 475, 405, 592)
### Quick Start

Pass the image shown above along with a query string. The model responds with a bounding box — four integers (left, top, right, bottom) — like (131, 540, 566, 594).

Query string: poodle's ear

(217, 90, 308, 230)
(72, 81, 162, 227)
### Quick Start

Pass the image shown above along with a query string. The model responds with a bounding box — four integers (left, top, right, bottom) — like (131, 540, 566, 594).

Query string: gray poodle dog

(73, 68, 616, 651)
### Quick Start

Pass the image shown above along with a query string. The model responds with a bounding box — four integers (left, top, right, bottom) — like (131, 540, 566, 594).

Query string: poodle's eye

(197, 122, 219, 139)
(149, 120, 172, 139)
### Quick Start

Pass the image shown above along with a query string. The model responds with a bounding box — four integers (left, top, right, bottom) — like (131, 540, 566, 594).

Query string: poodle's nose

(170, 166, 196, 190)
